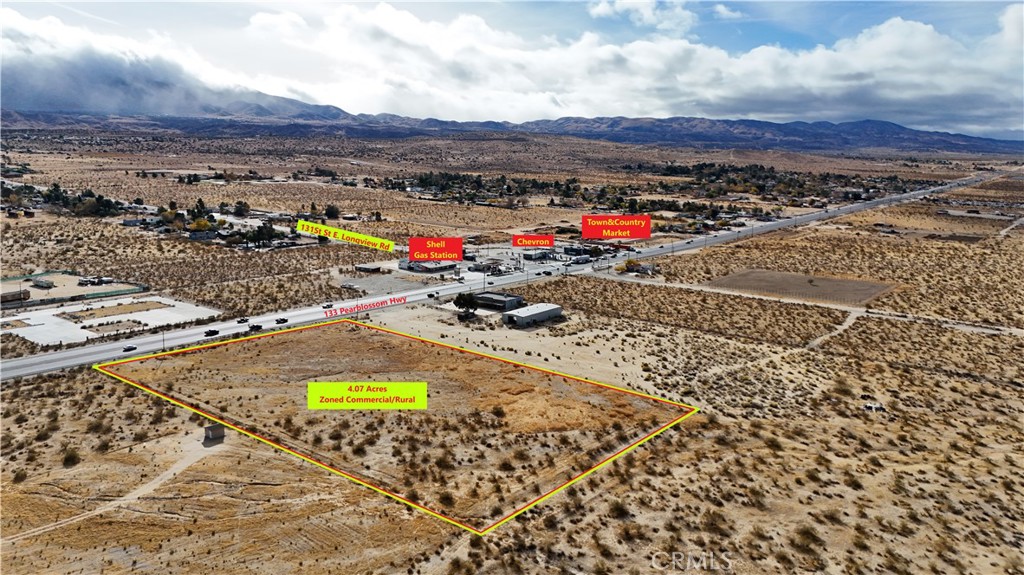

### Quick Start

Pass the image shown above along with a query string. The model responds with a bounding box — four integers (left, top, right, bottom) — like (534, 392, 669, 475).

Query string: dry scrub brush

(0, 333, 43, 359)
(836, 202, 1011, 235)
(658, 230, 1024, 328)
(2, 217, 389, 314)
(1, 367, 196, 528)
(512, 276, 845, 347)
(821, 317, 1023, 384)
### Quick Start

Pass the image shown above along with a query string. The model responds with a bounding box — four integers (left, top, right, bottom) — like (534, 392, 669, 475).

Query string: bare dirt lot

(704, 268, 895, 305)
(57, 300, 169, 322)
(835, 201, 1015, 235)
(657, 227, 1024, 329)
(103, 320, 690, 530)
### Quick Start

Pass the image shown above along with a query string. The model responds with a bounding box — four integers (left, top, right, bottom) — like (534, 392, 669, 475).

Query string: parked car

(122, 345, 137, 352)
(275, 318, 288, 325)
(322, 303, 334, 309)
(204, 329, 219, 337)
(237, 317, 249, 324)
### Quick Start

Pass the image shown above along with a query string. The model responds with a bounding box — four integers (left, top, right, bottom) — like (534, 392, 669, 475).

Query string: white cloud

(713, 4, 744, 20)
(588, 0, 698, 33)
(1, 4, 1021, 138)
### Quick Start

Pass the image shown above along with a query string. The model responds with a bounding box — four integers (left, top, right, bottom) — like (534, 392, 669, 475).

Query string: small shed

(204, 423, 226, 442)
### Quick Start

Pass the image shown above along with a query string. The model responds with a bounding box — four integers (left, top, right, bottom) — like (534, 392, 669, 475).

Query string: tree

(133, 197, 144, 205)
(324, 204, 340, 219)
(190, 218, 211, 231)
(233, 201, 251, 217)
(246, 221, 276, 247)
(454, 293, 478, 315)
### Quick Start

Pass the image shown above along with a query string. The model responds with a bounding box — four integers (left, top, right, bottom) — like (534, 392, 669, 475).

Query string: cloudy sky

(2, 2, 1022, 139)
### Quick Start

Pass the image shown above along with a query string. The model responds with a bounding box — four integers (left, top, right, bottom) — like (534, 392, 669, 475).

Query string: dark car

(248, 324, 263, 332)
(322, 303, 334, 309)
(204, 329, 219, 337)
(122, 345, 138, 352)
(275, 318, 288, 325)
(542, 271, 553, 276)
(237, 317, 249, 324)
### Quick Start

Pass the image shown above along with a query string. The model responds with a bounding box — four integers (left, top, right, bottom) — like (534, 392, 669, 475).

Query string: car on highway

(122, 345, 137, 352)
(248, 324, 262, 332)
(204, 329, 219, 337)
(542, 271, 553, 276)
(237, 317, 249, 324)
(322, 303, 334, 309)
(487, 281, 495, 285)
(275, 318, 288, 325)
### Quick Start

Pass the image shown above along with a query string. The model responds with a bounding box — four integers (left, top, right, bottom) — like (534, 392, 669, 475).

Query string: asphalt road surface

(0, 172, 996, 381)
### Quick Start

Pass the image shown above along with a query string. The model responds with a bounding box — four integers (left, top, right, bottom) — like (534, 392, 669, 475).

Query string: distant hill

(3, 90, 1021, 154)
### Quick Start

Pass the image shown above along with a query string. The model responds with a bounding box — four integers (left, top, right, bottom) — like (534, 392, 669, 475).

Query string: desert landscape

(6, 2, 1024, 572)
(3, 144, 1022, 573)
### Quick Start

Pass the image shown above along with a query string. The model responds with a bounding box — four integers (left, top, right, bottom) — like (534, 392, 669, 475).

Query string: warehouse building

(502, 303, 563, 327)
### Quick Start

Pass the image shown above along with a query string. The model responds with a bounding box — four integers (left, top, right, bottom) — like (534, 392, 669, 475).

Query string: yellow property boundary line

(95, 318, 700, 535)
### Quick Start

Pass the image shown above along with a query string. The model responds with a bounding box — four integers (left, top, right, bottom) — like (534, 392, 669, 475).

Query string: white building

(502, 303, 563, 327)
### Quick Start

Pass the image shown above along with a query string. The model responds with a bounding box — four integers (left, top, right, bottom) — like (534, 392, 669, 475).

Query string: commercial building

(476, 292, 525, 311)
(502, 303, 563, 327)
(522, 248, 554, 261)
(398, 259, 458, 273)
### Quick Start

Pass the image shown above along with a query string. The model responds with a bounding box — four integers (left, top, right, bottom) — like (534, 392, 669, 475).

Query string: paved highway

(0, 172, 997, 381)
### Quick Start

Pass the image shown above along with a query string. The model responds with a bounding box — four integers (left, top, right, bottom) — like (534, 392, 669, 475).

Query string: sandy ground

(106, 320, 687, 529)
(2, 145, 1021, 574)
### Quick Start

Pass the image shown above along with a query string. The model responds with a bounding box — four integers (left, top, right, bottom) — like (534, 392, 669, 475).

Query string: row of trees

(41, 183, 123, 217)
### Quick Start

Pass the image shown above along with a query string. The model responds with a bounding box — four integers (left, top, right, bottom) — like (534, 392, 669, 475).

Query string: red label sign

(581, 215, 651, 239)
(512, 234, 554, 248)
(408, 237, 463, 261)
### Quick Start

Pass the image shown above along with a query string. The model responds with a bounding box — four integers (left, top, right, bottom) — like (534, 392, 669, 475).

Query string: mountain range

(3, 84, 1021, 154)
